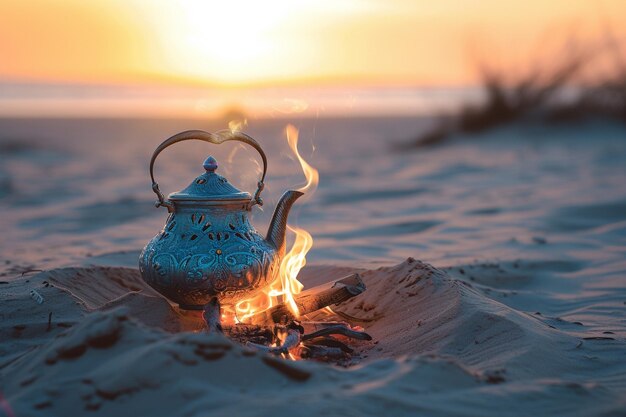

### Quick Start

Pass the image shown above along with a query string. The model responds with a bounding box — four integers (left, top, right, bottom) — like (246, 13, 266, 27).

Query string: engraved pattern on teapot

(140, 207, 280, 306)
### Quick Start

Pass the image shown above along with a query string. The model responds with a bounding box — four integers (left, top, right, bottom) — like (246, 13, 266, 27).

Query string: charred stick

(302, 321, 347, 335)
(301, 345, 347, 359)
(302, 337, 354, 353)
(225, 325, 275, 346)
(244, 273, 365, 326)
(302, 324, 372, 341)
(247, 322, 303, 355)
(225, 324, 274, 340)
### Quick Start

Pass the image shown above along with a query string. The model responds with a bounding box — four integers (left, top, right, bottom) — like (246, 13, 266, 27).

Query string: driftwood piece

(243, 273, 365, 326)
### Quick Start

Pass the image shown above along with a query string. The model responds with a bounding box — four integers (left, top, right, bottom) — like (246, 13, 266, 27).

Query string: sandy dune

(2, 258, 624, 417)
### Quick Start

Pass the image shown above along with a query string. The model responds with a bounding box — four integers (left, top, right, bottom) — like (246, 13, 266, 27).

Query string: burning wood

(243, 273, 366, 326)
(202, 273, 371, 363)
(246, 321, 304, 356)
(275, 322, 304, 352)
(225, 324, 274, 346)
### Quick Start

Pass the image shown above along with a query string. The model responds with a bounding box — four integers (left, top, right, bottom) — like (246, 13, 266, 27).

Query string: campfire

(198, 125, 371, 362)
(207, 272, 370, 363)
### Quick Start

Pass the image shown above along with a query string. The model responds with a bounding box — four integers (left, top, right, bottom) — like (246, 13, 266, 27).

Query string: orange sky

(1, 0, 625, 87)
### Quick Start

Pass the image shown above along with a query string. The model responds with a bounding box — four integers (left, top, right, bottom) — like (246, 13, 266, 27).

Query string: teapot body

(139, 129, 303, 310)
(139, 202, 280, 309)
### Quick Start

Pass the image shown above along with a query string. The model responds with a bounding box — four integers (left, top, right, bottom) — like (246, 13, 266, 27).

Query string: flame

(228, 124, 318, 323)
(274, 124, 318, 317)
(273, 224, 311, 315)
(286, 124, 319, 194)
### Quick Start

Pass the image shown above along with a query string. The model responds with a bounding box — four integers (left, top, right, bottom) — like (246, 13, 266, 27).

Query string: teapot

(139, 130, 303, 310)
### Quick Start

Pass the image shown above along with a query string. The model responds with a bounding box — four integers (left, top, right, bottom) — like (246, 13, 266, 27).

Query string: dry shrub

(412, 36, 626, 148)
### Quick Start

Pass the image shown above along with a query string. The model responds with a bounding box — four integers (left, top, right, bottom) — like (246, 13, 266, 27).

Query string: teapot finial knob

(203, 156, 218, 172)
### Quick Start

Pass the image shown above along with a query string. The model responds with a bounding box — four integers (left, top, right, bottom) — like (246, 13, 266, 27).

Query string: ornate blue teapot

(139, 130, 302, 310)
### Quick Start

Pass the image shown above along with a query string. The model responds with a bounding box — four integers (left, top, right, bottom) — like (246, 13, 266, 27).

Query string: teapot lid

(168, 156, 251, 202)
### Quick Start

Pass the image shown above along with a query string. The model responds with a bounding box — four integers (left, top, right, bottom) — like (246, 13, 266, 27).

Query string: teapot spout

(265, 190, 304, 255)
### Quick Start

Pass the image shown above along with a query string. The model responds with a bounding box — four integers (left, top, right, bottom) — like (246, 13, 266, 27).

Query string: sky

(1, 0, 625, 88)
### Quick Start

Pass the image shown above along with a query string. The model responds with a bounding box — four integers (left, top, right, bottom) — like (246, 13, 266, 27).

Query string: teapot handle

(149, 129, 267, 212)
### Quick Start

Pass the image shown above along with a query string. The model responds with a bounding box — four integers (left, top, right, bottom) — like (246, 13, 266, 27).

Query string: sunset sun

(151, 0, 312, 84)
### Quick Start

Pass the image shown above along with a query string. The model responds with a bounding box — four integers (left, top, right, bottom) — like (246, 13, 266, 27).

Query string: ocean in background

(0, 82, 482, 118)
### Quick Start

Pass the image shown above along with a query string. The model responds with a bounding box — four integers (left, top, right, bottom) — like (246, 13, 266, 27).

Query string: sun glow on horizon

(156, 0, 287, 83)
(1, 0, 626, 87)
(149, 0, 379, 85)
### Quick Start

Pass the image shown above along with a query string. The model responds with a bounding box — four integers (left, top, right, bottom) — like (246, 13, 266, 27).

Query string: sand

(1, 116, 626, 415)
(0, 257, 624, 416)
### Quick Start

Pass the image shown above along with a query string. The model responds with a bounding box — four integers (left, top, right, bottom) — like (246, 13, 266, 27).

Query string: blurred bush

(412, 34, 626, 148)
